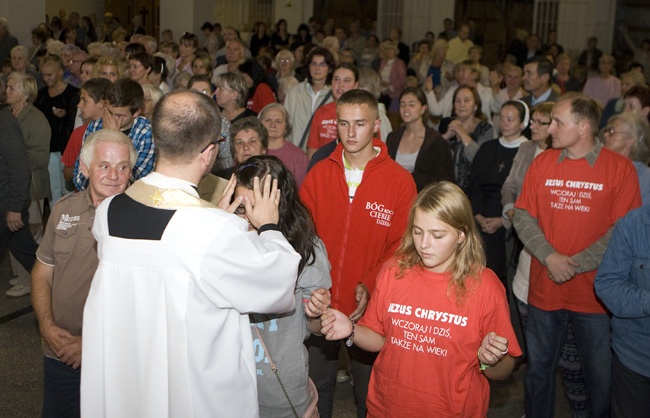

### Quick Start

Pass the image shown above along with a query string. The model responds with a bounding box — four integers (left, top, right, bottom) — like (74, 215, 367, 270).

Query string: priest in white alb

(80, 90, 301, 418)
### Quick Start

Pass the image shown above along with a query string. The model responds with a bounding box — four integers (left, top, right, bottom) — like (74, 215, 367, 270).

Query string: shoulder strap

(254, 326, 300, 418)
(299, 90, 333, 150)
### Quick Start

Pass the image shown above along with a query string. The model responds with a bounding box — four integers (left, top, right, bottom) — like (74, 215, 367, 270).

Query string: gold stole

(125, 180, 217, 210)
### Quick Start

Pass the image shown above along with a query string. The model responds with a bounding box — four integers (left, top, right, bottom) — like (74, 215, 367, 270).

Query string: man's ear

(373, 118, 381, 134)
(80, 161, 90, 178)
(132, 109, 141, 118)
(200, 143, 218, 169)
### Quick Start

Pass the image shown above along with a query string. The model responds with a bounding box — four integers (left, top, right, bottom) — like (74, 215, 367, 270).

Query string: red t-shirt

(307, 102, 338, 151)
(61, 123, 88, 167)
(246, 83, 276, 114)
(515, 148, 641, 313)
(359, 261, 522, 417)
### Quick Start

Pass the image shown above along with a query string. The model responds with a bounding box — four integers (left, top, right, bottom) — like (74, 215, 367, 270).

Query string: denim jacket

(595, 205, 650, 378)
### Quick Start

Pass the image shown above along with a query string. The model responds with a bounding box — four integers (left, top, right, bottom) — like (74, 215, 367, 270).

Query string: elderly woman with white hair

(258, 103, 308, 186)
(603, 111, 650, 205)
(6, 45, 44, 90)
(4, 71, 51, 296)
(274, 49, 299, 84)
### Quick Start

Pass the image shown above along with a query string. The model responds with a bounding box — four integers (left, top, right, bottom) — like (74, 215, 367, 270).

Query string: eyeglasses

(199, 140, 218, 154)
(603, 126, 629, 136)
(530, 118, 551, 126)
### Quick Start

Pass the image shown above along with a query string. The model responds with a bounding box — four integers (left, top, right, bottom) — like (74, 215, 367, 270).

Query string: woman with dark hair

(232, 155, 330, 417)
(62, 26, 83, 48)
(296, 24, 311, 44)
(149, 56, 171, 93)
(128, 52, 154, 86)
(469, 100, 529, 284)
(249, 21, 271, 58)
(271, 19, 291, 52)
(30, 28, 50, 69)
(438, 85, 493, 191)
(81, 16, 98, 44)
(124, 42, 146, 61)
(624, 84, 650, 123)
(176, 32, 199, 76)
(284, 47, 335, 148)
(238, 59, 277, 114)
(387, 87, 454, 191)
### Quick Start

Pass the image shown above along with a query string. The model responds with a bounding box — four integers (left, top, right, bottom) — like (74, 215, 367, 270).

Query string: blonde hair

(93, 56, 125, 79)
(396, 181, 485, 303)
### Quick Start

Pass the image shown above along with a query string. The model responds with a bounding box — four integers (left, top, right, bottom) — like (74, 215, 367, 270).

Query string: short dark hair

(238, 59, 273, 92)
(151, 56, 169, 79)
(82, 78, 112, 103)
(334, 62, 359, 82)
(525, 56, 554, 85)
(230, 116, 269, 158)
(107, 78, 144, 114)
(452, 85, 486, 121)
(305, 47, 336, 85)
(179, 32, 199, 49)
(337, 89, 379, 120)
(152, 90, 223, 162)
(200, 22, 214, 31)
(187, 74, 212, 90)
(399, 86, 431, 125)
(558, 92, 601, 134)
(125, 42, 146, 57)
(31, 28, 49, 43)
(129, 52, 154, 71)
(625, 85, 650, 111)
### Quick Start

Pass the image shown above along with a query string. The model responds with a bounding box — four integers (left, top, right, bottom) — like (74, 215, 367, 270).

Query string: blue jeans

(48, 152, 66, 204)
(524, 305, 611, 418)
(42, 356, 80, 418)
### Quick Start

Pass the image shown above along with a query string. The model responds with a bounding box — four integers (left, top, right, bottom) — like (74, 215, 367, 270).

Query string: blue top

(73, 116, 155, 190)
(594, 205, 650, 377)
(634, 161, 650, 207)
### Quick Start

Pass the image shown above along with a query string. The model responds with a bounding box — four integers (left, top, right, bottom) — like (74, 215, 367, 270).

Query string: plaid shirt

(73, 116, 156, 190)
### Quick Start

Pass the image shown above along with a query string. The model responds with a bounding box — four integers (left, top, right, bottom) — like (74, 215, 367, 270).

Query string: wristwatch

(345, 321, 356, 347)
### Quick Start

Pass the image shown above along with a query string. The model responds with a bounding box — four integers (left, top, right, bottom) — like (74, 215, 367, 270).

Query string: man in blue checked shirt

(73, 78, 155, 190)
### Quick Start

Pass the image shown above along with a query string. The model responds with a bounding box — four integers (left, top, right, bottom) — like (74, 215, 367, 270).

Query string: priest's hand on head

(243, 174, 280, 229)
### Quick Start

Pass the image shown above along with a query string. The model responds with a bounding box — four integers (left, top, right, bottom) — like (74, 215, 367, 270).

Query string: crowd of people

(1, 9, 649, 418)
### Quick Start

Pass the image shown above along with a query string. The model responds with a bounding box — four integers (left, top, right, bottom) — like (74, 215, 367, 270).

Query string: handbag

(254, 327, 319, 418)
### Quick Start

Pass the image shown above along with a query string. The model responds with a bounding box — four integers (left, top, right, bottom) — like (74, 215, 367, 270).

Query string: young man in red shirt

(300, 89, 416, 417)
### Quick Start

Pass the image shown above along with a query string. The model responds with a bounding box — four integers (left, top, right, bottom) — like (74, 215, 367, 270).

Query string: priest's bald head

(151, 90, 222, 182)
